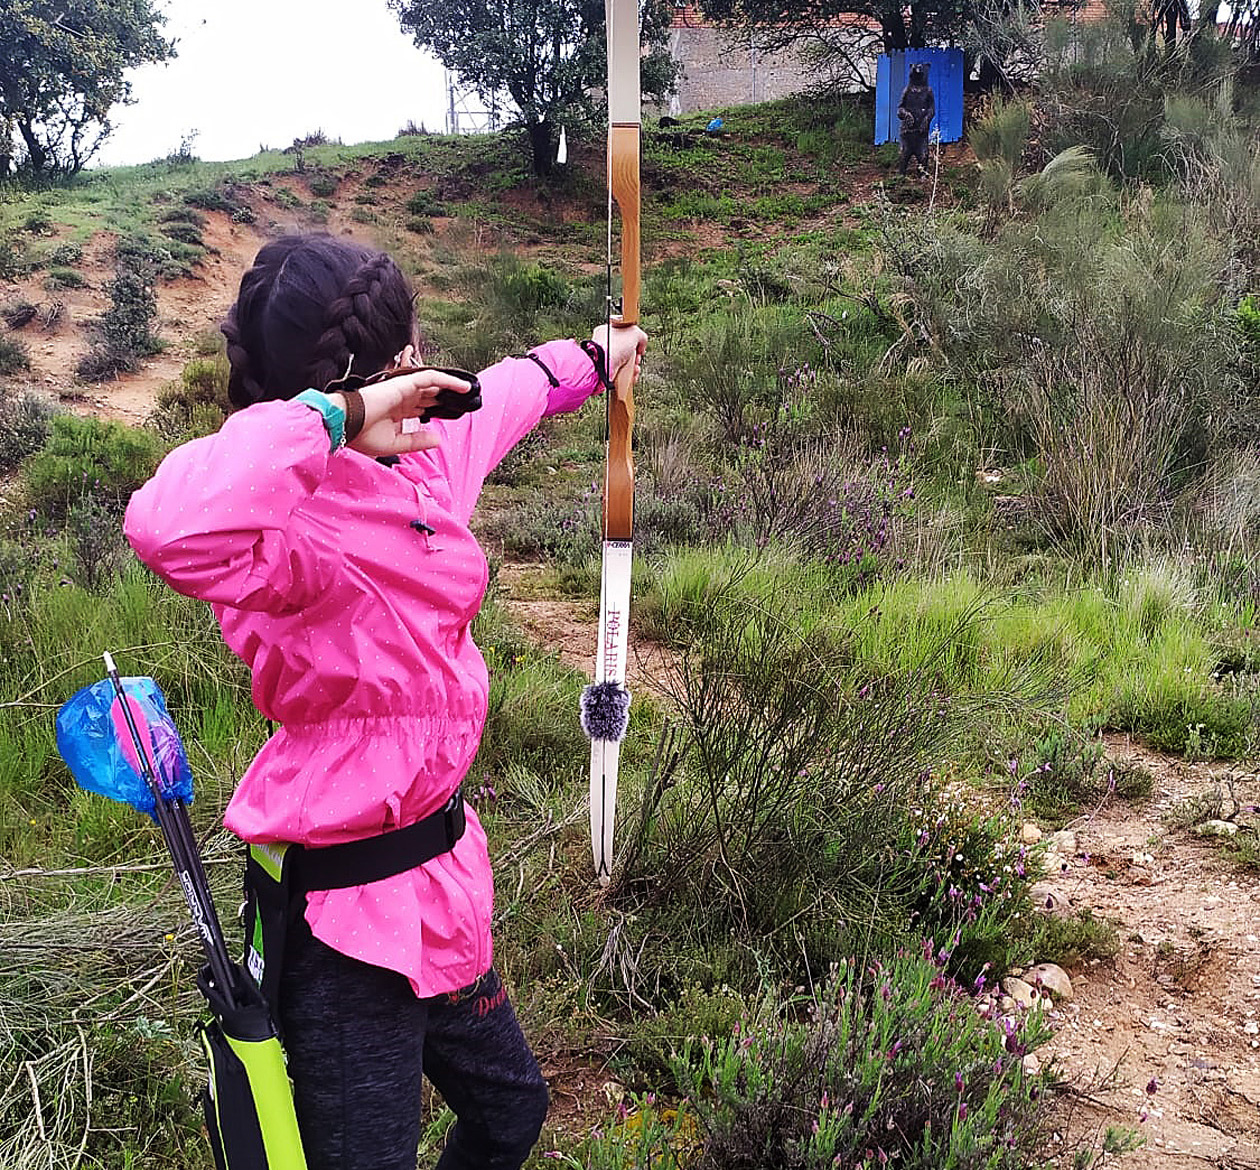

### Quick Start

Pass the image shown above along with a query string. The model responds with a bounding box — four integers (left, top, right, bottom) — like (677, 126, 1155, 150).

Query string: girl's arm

(426, 339, 603, 522)
(124, 400, 338, 613)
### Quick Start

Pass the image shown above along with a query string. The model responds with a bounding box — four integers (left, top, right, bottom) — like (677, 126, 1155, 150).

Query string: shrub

(159, 220, 203, 246)
(157, 207, 204, 226)
(65, 489, 133, 592)
(0, 391, 57, 471)
(44, 266, 87, 290)
(0, 335, 30, 376)
(151, 353, 231, 439)
(615, 567, 1058, 982)
(184, 184, 252, 222)
(44, 241, 83, 266)
(22, 208, 53, 235)
(405, 190, 447, 217)
(77, 238, 161, 381)
(588, 958, 1053, 1170)
(1, 297, 37, 330)
(895, 175, 1242, 564)
(23, 415, 164, 516)
(406, 216, 434, 235)
(308, 173, 337, 198)
(0, 237, 34, 280)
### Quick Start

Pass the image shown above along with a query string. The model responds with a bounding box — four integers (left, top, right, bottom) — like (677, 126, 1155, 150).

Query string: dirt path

(1034, 737, 1260, 1167)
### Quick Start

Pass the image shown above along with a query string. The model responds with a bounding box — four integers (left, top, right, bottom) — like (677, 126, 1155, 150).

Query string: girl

(124, 234, 646, 1170)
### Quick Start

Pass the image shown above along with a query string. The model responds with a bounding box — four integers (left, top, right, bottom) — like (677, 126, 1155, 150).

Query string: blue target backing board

(875, 48, 964, 145)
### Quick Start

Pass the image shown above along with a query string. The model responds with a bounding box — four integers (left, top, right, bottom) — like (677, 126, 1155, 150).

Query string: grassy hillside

(0, 48, 1258, 1169)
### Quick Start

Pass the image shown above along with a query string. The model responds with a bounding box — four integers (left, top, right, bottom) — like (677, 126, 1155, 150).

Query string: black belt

(287, 788, 466, 893)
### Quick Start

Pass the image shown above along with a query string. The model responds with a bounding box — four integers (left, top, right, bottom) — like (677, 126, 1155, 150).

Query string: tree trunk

(16, 119, 46, 176)
(881, 13, 909, 51)
(527, 119, 555, 177)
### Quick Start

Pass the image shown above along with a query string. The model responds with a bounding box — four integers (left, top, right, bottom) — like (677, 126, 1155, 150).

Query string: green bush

(0, 391, 57, 471)
(405, 215, 434, 235)
(44, 241, 83, 266)
(44, 266, 87, 290)
(151, 353, 231, 439)
(77, 238, 161, 381)
(405, 190, 447, 217)
(22, 415, 164, 516)
(157, 207, 205, 228)
(583, 958, 1053, 1170)
(0, 237, 35, 280)
(616, 565, 1056, 981)
(0, 335, 30, 376)
(308, 173, 337, 198)
(22, 208, 53, 235)
(1240, 294, 1260, 347)
(159, 220, 203, 246)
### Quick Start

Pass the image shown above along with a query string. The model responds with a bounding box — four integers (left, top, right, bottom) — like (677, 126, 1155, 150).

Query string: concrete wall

(666, 26, 834, 114)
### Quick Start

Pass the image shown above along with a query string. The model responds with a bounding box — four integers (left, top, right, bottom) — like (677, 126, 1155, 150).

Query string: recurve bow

(580, 0, 640, 886)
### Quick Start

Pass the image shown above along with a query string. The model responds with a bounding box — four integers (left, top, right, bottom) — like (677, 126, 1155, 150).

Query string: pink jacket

(125, 341, 601, 997)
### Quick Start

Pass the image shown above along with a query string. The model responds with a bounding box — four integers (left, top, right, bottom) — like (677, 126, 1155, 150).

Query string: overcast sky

(96, 0, 458, 167)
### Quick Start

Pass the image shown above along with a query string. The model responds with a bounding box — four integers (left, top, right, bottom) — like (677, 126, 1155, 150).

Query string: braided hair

(221, 235, 415, 409)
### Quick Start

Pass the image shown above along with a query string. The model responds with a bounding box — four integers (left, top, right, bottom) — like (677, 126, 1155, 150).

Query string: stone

(1002, 977, 1040, 1009)
(1029, 882, 1073, 916)
(1021, 822, 1043, 844)
(1195, 820, 1239, 837)
(1022, 1053, 1041, 1075)
(1027, 963, 1074, 1001)
(1048, 829, 1077, 856)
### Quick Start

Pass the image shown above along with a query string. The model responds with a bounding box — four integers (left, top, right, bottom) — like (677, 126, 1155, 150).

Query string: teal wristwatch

(294, 389, 346, 452)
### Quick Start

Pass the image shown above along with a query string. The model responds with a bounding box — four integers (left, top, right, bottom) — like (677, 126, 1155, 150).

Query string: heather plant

(77, 237, 161, 382)
(578, 957, 1053, 1170)
(22, 415, 164, 516)
(65, 489, 132, 593)
(0, 334, 30, 376)
(0, 390, 57, 471)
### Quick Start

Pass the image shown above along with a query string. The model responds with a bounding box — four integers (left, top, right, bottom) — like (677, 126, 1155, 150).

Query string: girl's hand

(591, 324, 647, 387)
(328, 366, 477, 456)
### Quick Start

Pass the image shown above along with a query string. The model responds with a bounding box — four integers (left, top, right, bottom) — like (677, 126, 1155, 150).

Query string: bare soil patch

(4, 211, 269, 423)
(1038, 736, 1260, 1167)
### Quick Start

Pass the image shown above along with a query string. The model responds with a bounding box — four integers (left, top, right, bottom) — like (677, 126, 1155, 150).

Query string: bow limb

(583, 0, 641, 886)
(605, 0, 640, 540)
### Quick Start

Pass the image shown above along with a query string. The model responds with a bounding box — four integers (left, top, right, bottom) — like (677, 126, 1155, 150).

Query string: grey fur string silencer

(580, 681, 632, 742)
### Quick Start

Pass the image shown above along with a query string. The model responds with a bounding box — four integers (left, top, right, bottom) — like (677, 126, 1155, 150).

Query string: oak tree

(390, 0, 678, 175)
(0, 0, 175, 179)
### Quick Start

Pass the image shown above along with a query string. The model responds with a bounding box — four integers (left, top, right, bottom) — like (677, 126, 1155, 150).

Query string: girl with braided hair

(124, 234, 646, 1170)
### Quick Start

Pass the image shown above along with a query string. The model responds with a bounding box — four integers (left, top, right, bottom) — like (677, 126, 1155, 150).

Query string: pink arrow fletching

(109, 693, 161, 793)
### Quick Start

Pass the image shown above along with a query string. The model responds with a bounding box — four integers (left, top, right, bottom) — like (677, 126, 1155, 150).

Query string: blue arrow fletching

(55, 676, 194, 820)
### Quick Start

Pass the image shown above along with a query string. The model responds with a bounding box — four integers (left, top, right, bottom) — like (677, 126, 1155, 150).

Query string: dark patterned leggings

(276, 918, 548, 1170)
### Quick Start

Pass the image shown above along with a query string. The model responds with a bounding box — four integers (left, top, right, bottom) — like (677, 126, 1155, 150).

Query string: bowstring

(602, 0, 616, 540)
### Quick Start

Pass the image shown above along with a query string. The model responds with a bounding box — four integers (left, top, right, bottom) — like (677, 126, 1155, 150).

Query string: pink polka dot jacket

(124, 341, 602, 997)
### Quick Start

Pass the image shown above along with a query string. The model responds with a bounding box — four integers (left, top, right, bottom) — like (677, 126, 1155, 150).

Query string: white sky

(96, 0, 454, 167)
